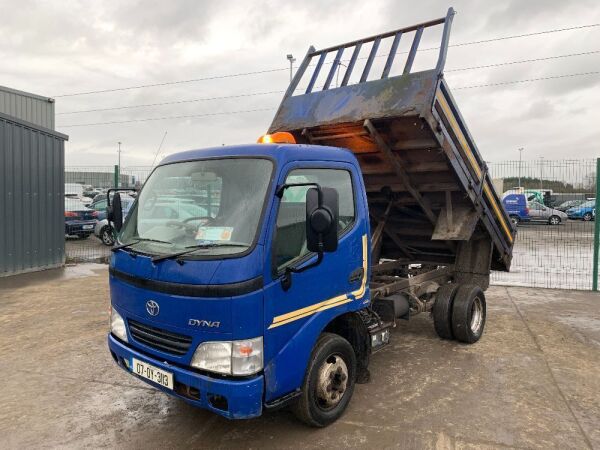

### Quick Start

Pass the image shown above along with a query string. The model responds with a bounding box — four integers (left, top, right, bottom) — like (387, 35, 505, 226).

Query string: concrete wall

(0, 111, 68, 276)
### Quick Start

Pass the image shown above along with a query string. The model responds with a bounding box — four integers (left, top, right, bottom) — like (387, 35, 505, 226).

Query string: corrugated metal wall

(0, 85, 55, 130)
(0, 113, 67, 276)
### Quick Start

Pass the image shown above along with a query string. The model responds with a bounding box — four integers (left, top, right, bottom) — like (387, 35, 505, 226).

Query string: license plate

(82, 224, 94, 229)
(131, 358, 174, 390)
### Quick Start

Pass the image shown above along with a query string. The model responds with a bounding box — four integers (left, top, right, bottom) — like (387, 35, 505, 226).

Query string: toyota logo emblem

(146, 300, 160, 316)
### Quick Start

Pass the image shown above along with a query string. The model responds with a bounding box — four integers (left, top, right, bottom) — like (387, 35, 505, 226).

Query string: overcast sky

(1, 0, 599, 167)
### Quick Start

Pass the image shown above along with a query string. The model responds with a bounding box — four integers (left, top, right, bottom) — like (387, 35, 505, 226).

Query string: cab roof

(159, 143, 358, 167)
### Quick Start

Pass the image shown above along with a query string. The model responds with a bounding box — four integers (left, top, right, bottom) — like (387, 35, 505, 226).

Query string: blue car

(65, 198, 97, 238)
(567, 200, 596, 221)
(502, 194, 531, 225)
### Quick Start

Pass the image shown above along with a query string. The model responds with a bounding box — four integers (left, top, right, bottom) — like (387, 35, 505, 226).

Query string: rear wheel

(549, 215, 561, 225)
(293, 333, 356, 427)
(451, 284, 486, 344)
(100, 226, 115, 246)
(583, 212, 593, 221)
(432, 283, 459, 340)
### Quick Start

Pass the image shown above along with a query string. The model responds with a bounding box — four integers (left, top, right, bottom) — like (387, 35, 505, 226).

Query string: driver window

(273, 168, 355, 271)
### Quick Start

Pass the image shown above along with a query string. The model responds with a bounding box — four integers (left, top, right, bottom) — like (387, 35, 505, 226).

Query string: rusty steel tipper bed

(268, 8, 514, 280)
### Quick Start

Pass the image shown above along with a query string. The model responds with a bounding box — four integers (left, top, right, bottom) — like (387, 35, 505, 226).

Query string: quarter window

(273, 168, 355, 270)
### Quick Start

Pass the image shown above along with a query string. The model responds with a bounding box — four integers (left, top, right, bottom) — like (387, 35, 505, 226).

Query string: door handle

(349, 268, 364, 283)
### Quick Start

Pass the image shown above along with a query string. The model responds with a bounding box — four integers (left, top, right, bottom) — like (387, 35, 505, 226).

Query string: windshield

(119, 158, 273, 257)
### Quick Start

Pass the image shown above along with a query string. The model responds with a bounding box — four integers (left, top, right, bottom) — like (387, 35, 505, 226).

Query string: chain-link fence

(64, 160, 599, 290)
(489, 159, 597, 290)
(65, 166, 152, 263)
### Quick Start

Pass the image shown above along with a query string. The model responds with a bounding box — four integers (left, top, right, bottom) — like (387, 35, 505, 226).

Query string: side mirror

(108, 193, 124, 232)
(276, 183, 339, 291)
(306, 187, 339, 253)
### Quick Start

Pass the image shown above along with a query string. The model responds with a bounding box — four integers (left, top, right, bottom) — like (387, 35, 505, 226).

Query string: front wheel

(549, 215, 561, 225)
(100, 226, 115, 246)
(293, 333, 356, 427)
(509, 215, 520, 225)
(583, 212, 593, 221)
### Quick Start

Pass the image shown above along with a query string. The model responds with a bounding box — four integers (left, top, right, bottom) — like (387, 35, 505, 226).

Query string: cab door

(262, 162, 368, 402)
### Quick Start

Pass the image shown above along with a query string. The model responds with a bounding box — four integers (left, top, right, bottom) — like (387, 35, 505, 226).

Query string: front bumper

(108, 334, 264, 419)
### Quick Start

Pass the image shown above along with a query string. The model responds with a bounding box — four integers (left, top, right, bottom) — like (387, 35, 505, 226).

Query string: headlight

(110, 306, 128, 342)
(190, 337, 263, 376)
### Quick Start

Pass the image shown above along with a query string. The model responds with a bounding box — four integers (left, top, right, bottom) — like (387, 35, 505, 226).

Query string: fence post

(114, 165, 119, 188)
(593, 158, 600, 291)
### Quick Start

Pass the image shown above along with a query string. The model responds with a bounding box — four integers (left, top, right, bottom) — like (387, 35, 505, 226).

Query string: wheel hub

(470, 296, 484, 333)
(316, 355, 348, 409)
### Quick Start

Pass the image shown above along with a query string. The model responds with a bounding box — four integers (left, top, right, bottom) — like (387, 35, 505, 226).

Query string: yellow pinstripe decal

(268, 234, 369, 329)
(268, 296, 352, 329)
(350, 234, 368, 300)
(436, 91, 513, 243)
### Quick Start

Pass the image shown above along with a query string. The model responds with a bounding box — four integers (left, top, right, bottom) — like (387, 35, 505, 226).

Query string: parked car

(502, 193, 530, 225)
(65, 184, 93, 206)
(137, 199, 210, 235)
(88, 198, 109, 221)
(89, 195, 134, 221)
(527, 201, 567, 225)
(94, 196, 135, 246)
(556, 199, 585, 212)
(502, 194, 566, 225)
(64, 198, 98, 239)
(83, 188, 102, 199)
(567, 200, 596, 221)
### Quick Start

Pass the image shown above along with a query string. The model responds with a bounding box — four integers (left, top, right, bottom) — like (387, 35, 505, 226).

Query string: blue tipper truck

(107, 8, 515, 427)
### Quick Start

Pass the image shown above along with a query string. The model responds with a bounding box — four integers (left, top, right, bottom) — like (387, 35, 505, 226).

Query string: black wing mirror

(306, 186, 339, 253)
(106, 188, 137, 233)
(275, 182, 339, 291)
(107, 193, 123, 232)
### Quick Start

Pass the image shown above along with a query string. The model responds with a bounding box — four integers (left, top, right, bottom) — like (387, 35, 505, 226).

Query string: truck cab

(108, 143, 371, 421)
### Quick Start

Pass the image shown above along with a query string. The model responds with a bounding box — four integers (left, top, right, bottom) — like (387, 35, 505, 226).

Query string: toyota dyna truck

(107, 8, 515, 427)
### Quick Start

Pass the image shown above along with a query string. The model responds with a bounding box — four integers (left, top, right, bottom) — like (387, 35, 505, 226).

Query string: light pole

(286, 54, 296, 82)
(117, 142, 122, 188)
(539, 157, 544, 190)
(518, 147, 524, 188)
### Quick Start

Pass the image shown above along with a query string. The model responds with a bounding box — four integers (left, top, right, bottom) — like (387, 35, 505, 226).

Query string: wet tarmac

(0, 265, 598, 449)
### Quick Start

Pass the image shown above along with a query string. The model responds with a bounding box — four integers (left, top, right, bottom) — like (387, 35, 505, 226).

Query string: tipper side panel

(267, 8, 514, 272)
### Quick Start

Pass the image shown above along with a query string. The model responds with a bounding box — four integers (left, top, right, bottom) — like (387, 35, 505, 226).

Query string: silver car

(94, 196, 135, 246)
(528, 201, 568, 225)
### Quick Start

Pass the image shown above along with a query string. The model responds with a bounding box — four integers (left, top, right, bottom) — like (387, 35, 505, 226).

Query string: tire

(451, 284, 486, 344)
(293, 333, 356, 427)
(432, 283, 459, 340)
(100, 226, 115, 246)
(548, 215, 561, 225)
(509, 215, 520, 225)
(583, 212, 593, 221)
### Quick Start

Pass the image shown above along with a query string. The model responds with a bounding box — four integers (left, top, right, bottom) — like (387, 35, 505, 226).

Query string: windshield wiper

(151, 242, 249, 263)
(112, 238, 171, 253)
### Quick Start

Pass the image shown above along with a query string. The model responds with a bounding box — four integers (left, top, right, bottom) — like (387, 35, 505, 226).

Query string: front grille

(128, 319, 192, 355)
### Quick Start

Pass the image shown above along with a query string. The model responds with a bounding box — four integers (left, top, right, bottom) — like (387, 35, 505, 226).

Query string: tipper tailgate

(268, 8, 514, 271)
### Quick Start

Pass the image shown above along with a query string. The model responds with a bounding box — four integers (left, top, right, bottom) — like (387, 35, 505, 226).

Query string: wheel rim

(470, 297, 484, 334)
(316, 354, 348, 410)
(584, 214, 592, 221)
(102, 229, 113, 245)
(550, 217, 559, 225)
